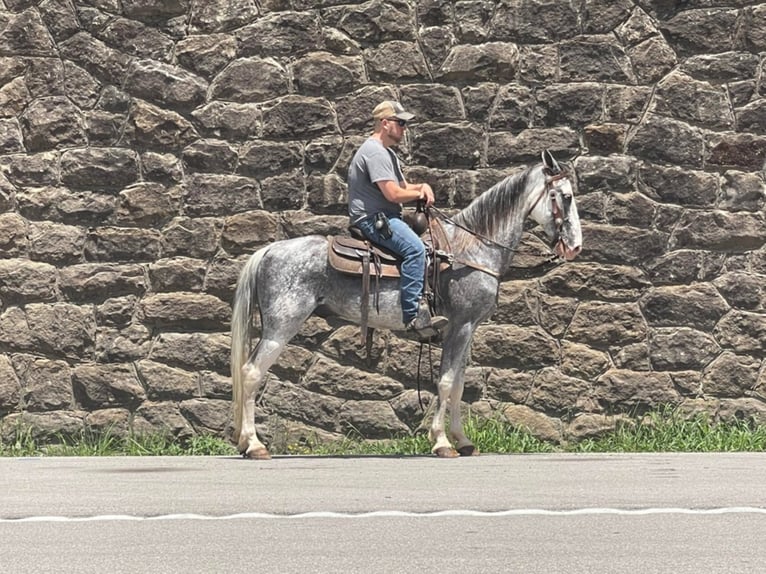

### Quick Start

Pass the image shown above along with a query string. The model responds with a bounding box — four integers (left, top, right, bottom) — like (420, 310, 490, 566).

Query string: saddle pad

(328, 236, 401, 278)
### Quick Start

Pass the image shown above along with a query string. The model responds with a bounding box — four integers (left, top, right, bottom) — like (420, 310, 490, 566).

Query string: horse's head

(530, 150, 582, 261)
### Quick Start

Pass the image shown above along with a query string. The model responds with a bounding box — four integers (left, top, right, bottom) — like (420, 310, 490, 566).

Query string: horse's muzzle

(555, 239, 581, 261)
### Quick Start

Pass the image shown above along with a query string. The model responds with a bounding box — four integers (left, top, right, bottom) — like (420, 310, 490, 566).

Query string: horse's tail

(231, 245, 270, 444)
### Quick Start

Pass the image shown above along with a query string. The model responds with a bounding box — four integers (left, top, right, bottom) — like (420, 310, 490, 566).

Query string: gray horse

(231, 150, 582, 459)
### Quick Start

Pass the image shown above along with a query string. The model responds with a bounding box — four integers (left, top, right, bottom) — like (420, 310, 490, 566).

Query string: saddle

(327, 208, 451, 349)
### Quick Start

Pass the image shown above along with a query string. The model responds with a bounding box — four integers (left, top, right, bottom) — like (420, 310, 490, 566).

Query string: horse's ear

(541, 149, 561, 174)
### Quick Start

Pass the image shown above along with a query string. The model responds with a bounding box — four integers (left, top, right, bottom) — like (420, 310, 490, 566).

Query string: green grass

(0, 427, 238, 458)
(2, 409, 765, 457)
(278, 410, 766, 456)
(573, 411, 766, 453)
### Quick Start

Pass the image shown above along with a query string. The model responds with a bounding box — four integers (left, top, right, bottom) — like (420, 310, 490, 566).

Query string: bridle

(527, 169, 571, 241)
(428, 169, 573, 278)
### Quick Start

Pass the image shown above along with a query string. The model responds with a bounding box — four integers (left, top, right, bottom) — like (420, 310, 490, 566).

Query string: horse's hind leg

(237, 338, 285, 459)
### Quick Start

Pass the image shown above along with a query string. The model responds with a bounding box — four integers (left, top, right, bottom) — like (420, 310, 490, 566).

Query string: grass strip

(2, 409, 765, 457)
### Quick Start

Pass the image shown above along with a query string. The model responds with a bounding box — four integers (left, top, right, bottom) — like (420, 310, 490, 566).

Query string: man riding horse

(346, 100, 448, 341)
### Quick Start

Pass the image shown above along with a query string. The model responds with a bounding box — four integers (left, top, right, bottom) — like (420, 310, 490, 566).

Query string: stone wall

(1, 0, 765, 446)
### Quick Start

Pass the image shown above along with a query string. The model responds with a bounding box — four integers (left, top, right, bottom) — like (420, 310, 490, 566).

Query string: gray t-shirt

(347, 137, 404, 223)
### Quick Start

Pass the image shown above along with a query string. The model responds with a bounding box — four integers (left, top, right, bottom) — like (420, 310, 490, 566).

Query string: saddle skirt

(328, 235, 402, 278)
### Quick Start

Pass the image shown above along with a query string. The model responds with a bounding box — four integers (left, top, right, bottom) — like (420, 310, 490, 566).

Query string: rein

(428, 170, 570, 277)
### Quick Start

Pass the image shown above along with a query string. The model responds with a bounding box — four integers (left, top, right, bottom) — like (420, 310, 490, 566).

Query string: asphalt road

(1, 453, 765, 573)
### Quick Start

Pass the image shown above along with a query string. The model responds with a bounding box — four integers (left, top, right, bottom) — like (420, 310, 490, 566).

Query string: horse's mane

(450, 165, 542, 253)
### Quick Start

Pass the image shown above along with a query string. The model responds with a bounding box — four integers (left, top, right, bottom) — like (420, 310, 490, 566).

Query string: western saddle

(327, 207, 450, 348)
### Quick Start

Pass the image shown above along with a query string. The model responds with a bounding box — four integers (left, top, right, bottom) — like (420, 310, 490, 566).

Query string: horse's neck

(447, 174, 538, 274)
(445, 207, 527, 275)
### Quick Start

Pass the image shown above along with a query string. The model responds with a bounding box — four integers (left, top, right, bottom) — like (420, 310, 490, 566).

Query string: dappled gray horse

(231, 150, 582, 459)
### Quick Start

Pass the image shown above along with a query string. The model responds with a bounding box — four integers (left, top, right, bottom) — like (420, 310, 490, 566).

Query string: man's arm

(377, 180, 435, 206)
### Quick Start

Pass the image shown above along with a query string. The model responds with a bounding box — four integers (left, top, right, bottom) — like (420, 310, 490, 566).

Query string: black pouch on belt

(374, 212, 392, 240)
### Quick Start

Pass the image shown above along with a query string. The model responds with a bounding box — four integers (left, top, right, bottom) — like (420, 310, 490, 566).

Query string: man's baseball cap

(373, 100, 415, 121)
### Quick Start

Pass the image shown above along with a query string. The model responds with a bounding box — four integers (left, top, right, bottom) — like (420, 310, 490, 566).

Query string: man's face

(383, 116, 407, 144)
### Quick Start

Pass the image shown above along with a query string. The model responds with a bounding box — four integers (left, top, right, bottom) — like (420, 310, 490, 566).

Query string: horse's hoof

(242, 447, 271, 460)
(434, 446, 460, 458)
(458, 445, 480, 457)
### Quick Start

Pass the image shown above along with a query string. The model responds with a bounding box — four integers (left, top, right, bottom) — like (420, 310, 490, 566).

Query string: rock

(100, 18, 175, 61)
(180, 398, 231, 433)
(210, 57, 289, 103)
(411, 121, 483, 168)
(628, 114, 705, 167)
(638, 163, 718, 207)
(670, 210, 766, 252)
(490, 0, 578, 42)
(0, 8, 57, 56)
(187, 0, 257, 33)
(660, 8, 738, 57)
(125, 99, 198, 150)
(221, 210, 279, 254)
(560, 36, 633, 82)
(138, 292, 231, 330)
(652, 71, 734, 129)
(149, 257, 206, 293)
(191, 101, 261, 141)
(436, 42, 519, 82)
(236, 11, 322, 56)
(59, 32, 131, 85)
(338, 400, 410, 438)
(303, 356, 404, 401)
(640, 284, 729, 330)
(292, 52, 365, 96)
(0, 355, 21, 415)
(160, 216, 223, 259)
(61, 147, 139, 191)
(148, 332, 231, 374)
(182, 139, 238, 174)
(134, 401, 194, 439)
(702, 352, 761, 398)
(184, 173, 260, 217)
(137, 359, 200, 400)
(126, 60, 207, 110)
(568, 301, 647, 349)
(542, 263, 651, 301)
(649, 327, 720, 371)
(176, 34, 237, 79)
(472, 325, 559, 370)
(594, 369, 680, 409)
(0, 259, 58, 303)
(20, 96, 86, 151)
(501, 403, 563, 443)
(14, 355, 73, 412)
(84, 226, 162, 262)
(72, 362, 145, 410)
(714, 311, 766, 355)
(527, 367, 595, 415)
(59, 263, 147, 302)
(261, 95, 337, 139)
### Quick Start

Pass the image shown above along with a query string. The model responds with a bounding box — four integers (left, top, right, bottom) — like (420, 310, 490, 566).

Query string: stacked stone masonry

(0, 0, 765, 446)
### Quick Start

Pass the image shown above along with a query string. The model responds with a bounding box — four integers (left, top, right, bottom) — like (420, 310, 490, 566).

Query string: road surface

(1, 453, 764, 573)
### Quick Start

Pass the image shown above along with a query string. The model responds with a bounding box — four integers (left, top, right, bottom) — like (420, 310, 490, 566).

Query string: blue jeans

(356, 213, 425, 324)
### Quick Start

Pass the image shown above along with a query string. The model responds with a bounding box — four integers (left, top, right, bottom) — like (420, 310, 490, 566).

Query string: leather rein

(429, 170, 571, 278)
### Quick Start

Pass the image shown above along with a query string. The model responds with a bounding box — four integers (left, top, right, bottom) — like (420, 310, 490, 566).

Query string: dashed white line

(3, 507, 765, 523)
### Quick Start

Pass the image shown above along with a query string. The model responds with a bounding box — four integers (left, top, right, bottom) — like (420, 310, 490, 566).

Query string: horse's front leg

(448, 362, 479, 457)
(430, 323, 475, 458)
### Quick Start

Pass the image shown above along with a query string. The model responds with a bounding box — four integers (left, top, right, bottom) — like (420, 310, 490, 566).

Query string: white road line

(2, 507, 766, 523)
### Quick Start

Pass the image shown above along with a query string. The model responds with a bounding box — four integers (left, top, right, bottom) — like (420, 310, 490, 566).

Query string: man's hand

(419, 183, 435, 206)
